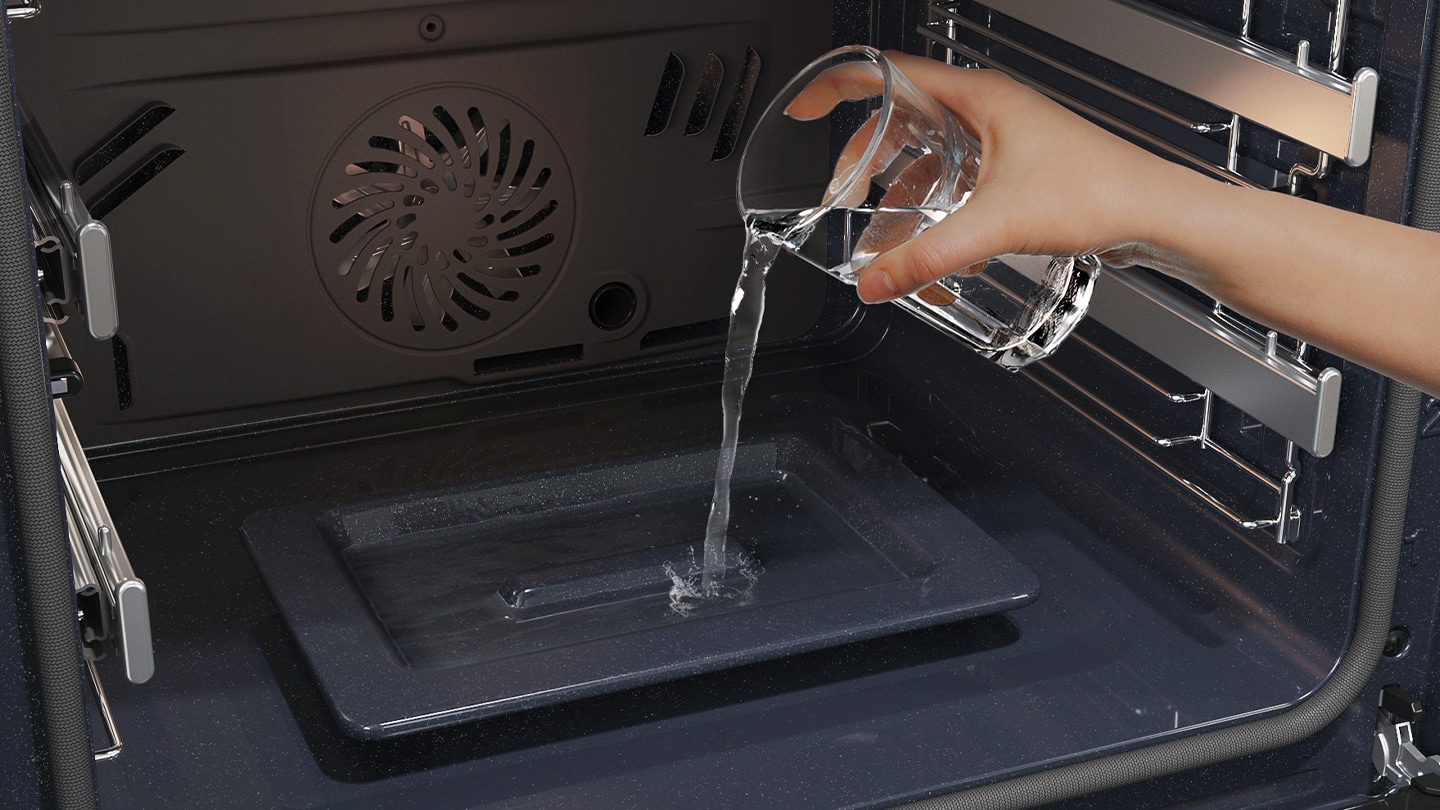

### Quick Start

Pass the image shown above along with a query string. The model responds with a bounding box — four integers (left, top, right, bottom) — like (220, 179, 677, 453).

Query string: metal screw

(419, 15, 445, 41)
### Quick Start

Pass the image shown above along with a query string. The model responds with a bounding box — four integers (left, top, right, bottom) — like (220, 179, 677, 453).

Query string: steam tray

(242, 419, 1038, 739)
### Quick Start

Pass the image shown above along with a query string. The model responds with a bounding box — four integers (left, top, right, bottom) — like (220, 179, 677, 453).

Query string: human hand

(774, 49, 1440, 398)
(847, 53, 1199, 303)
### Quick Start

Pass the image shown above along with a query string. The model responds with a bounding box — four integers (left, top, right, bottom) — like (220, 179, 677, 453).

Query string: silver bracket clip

(1375, 718, 1440, 787)
(57, 181, 118, 340)
(23, 105, 120, 340)
(6, 1, 40, 20)
(1374, 685, 1440, 790)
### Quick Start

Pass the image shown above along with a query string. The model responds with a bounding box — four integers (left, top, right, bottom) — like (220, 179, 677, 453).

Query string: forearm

(1137, 165, 1440, 396)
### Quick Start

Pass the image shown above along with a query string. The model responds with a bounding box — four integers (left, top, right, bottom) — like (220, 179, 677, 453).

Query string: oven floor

(82, 369, 1333, 810)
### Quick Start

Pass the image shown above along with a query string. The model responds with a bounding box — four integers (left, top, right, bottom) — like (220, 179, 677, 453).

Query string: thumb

(855, 190, 1013, 302)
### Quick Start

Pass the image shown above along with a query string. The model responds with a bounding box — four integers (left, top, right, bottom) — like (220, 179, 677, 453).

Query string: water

(691, 197, 1079, 597)
(693, 204, 949, 595)
(699, 220, 789, 593)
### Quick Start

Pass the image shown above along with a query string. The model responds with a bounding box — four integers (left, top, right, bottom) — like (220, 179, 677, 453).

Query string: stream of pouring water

(699, 211, 815, 594)
(699, 228, 783, 593)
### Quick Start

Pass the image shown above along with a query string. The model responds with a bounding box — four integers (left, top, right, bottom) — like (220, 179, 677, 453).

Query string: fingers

(851, 153, 943, 257)
(784, 62, 884, 120)
(879, 52, 1012, 129)
(856, 189, 1010, 302)
(826, 112, 882, 208)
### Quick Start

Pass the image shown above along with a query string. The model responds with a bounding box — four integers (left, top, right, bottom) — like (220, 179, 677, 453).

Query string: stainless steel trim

(970, 0, 1377, 165)
(58, 181, 117, 340)
(1088, 267, 1341, 457)
(67, 499, 100, 597)
(1349, 68, 1380, 167)
(1327, 0, 1351, 73)
(23, 106, 120, 339)
(916, 27, 1267, 190)
(114, 579, 152, 682)
(6, 1, 39, 20)
(55, 400, 154, 684)
(1068, 333, 1204, 404)
(929, 6, 1206, 134)
(1024, 365, 1281, 531)
(1026, 358, 1302, 539)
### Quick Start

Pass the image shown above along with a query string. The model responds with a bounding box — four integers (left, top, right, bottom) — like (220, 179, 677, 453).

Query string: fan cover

(310, 85, 575, 351)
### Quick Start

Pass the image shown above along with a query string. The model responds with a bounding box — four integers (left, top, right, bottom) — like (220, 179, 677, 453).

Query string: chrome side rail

(56, 399, 153, 684)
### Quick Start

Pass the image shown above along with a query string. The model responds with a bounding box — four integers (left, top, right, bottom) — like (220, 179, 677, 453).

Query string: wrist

(1121, 158, 1240, 295)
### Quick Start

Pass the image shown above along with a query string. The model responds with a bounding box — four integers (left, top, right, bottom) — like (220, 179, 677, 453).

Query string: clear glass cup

(737, 45, 1100, 368)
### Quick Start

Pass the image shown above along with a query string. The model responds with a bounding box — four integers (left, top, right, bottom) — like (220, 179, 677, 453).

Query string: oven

(0, 1, 1436, 808)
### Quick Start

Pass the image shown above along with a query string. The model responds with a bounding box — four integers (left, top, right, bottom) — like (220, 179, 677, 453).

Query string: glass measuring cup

(737, 45, 1099, 368)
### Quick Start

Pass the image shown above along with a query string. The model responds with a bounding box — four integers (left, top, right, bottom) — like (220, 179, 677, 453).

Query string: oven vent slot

(645, 53, 687, 136)
(916, 0, 1365, 543)
(87, 148, 185, 221)
(472, 343, 583, 376)
(640, 316, 730, 349)
(685, 53, 726, 136)
(73, 102, 185, 221)
(641, 48, 763, 160)
(74, 104, 174, 186)
(711, 47, 761, 161)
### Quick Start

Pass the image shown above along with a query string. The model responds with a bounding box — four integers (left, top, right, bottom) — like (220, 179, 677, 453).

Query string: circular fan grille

(310, 85, 575, 351)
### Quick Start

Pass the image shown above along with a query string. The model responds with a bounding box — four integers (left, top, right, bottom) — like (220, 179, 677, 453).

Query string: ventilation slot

(642, 47, 763, 159)
(685, 54, 725, 135)
(399, 115, 452, 167)
(110, 334, 132, 410)
(488, 232, 553, 258)
(645, 53, 686, 136)
(449, 288, 491, 320)
(369, 135, 434, 169)
(456, 272, 518, 301)
(473, 344, 583, 376)
(500, 168, 550, 222)
(712, 47, 762, 161)
(496, 200, 557, 240)
(346, 161, 419, 178)
(75, 103, 175, 186)
(492, 123, 512, 187)
(333, 182, 404, 207)
(87, 146, 185, 220)
(640, 317, 730, 348)
(431, 106, 469, 165)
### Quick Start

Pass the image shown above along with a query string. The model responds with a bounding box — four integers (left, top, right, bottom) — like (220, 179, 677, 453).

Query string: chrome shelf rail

(973, 0, 1377, 166)
(1026, 347, 1303, 544)
(57, 398, 153, 684)
(87, 660, 122, 762)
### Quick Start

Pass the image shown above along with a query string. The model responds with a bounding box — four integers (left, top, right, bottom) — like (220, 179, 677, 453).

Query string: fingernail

(857, 269, 898, 303)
